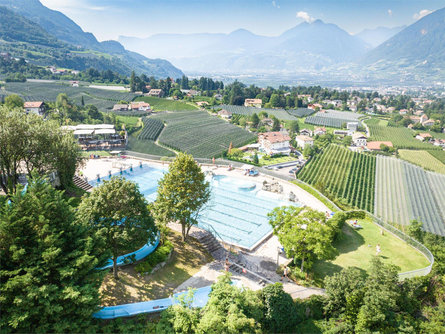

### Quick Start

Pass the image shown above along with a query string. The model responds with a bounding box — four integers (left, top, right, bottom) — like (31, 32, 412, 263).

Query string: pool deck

(80, 157, 328, 299)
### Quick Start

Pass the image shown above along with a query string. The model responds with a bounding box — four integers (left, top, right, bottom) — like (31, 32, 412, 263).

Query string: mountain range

(119, 8, 445, 82)
(119, 20, 369, 75)
(0, 0, 183, 78)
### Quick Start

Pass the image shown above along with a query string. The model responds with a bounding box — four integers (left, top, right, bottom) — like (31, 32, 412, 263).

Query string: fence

(122, 150, 435, 280)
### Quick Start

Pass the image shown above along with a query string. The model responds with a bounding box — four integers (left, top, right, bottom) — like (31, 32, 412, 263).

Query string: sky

(40, 0, 445, 41)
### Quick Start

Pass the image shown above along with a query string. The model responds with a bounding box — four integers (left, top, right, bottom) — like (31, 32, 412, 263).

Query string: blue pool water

(90, 165, 296, 249)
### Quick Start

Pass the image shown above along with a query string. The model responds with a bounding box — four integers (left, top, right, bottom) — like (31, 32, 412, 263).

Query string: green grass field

(366, 118, 441, 150)
(312, 219, 430, 284)
(399, 150, 445, 174)
(428, 150, 445, 164)
(115, 115, 142, 127)
(135, 96, 198, 111)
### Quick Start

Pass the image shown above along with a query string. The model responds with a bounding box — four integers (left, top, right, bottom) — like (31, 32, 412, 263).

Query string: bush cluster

(135, 240, 173, 275)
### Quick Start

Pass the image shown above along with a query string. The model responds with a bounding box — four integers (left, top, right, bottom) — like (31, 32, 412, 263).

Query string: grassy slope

(135, 96, 198, 111)
(428, 150, 445, 164)
(99, 231, 212, 306)
(399, 150, 445, 174)
(312, 219, 430, 284)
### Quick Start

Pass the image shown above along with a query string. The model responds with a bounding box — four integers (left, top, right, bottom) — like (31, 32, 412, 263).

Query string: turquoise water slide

(93, 285, 213, 319)
(97, 233, 161, 270)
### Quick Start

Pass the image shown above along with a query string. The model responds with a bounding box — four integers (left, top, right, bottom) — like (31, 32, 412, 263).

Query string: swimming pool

(89, 165, 296, 249)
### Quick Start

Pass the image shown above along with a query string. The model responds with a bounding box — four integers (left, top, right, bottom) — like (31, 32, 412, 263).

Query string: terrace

(62, 124, 126, 151)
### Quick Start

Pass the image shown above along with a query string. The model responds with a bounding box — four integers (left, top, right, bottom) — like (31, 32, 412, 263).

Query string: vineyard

(151, 111, 256, 158)
(287, 108, 315, 118)
(138, 118, 164, 140)
(366, 118, 441, 150)
(398, 150, 445, 174)
(215, 105, 298, 121)
(305, 110, 363, 128)
(127, 136, 175, 157)
(296, 145, 376, 212)
(428, 150, 445, 164)
(375, 156, 445, 236)
(3, 81, 137, 110)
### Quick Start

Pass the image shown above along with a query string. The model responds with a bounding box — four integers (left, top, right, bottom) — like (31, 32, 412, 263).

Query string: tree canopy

(0, 106, 84, 194)
(0, 176, 107, 332)
(77, 176, 157, 279)
(268, 207, 339, 272)
(153, 153, 210, 241)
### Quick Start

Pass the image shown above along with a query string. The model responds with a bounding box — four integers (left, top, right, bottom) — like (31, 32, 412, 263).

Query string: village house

(367, 141, 393, 151)
(24, 101, 45, 116)
(409, 114, 428, 124)
(147, 89, 164, 98)
(300, 128, 313, 137)
(244, 98, 262, 108)
(314, 127, 327, 136)
(217, 109, 232, 120)
(422, 119, 436, 127)
(113, 104, 129, 111)
(259, 132, 292, 155)
(295, 135, 314, 149)
(416, 133, 433, 141)
(130, 102, 151, 111)
(214, 94, 223, 100)
(196, 101, 209, 107)
(352, 132, 367, 147)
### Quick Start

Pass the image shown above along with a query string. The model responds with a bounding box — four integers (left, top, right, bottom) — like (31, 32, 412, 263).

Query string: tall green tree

(130, 71, 136, 92)
(0, 177, 107, 332)
(0, 106, 84, 194)
(4, 94, 24, 109)
(153, 153, 210, 241)
(77, 177, 157, 279)
(251, 113, 260, 128)
(268, 207, 338, 272)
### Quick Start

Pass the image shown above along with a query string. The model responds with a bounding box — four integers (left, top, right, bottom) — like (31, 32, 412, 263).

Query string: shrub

(134, 240, 173, 275)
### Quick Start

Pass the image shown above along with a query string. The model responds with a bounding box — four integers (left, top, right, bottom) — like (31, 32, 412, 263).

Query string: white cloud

(387, 9, 392, 16)
(413, 9, 432, 20)
(40, 0, 108, 12)
(272, 1, 280, 9)
(296, 11, 315, 23)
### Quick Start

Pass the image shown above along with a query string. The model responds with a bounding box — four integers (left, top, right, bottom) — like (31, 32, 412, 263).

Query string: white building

(259, 132, 291, 155)
(24, 101, 45, 115)
(347, 122, 359, 132)
(218, 109, 232, 120)
(352, 132, 367, 147)
(295, 135, 314, 149)
(244, 98, 262, 108)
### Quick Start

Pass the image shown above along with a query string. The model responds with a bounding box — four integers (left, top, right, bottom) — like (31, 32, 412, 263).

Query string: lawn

(135, 96, 198, 111)
(99, 231, 213, 306)
(258, 155, 297, 166)
(82, 150, 112, 157)
(311, 218, 430, 285)
(399, 149, 445, 174)
(115, 115, 142, 127)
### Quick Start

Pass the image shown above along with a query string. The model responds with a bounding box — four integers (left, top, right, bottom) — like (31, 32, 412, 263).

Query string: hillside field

(135, 96, 198, 111)
(366, 118, 441, 150)
(399, 150, 445, 174)
(151, 111, 256, 158)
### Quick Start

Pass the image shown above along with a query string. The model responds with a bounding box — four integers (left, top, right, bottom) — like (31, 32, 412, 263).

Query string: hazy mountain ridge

(0, 0, 183, 78)
(119, 20, 368, 75)
(355, 25, 406, 48)
(359, 7, 445, 80)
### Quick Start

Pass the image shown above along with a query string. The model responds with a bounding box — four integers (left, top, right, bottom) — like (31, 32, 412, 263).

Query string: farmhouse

(334, 130, 350, 136)
(259, 132, 292, 155)
(352, 132, 367, 147)
(244, 98, 262, 108)
(300, 128, 313, 137)
(113, 104, 129, 111)
(422, 119, 436, 127)
(130, 102, 151, 111)
(24, 101, 45, 115)
(218, 109, 232, 120)
(314, 127, 327, 136)
(367, 141, 393, 151)
(147, 89, 164, 98)
(295, 135, 314, 149)
(415, 133, 433, 141)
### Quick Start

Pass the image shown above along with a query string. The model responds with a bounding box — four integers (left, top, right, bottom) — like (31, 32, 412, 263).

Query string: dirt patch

(99, 230, 213, 306)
